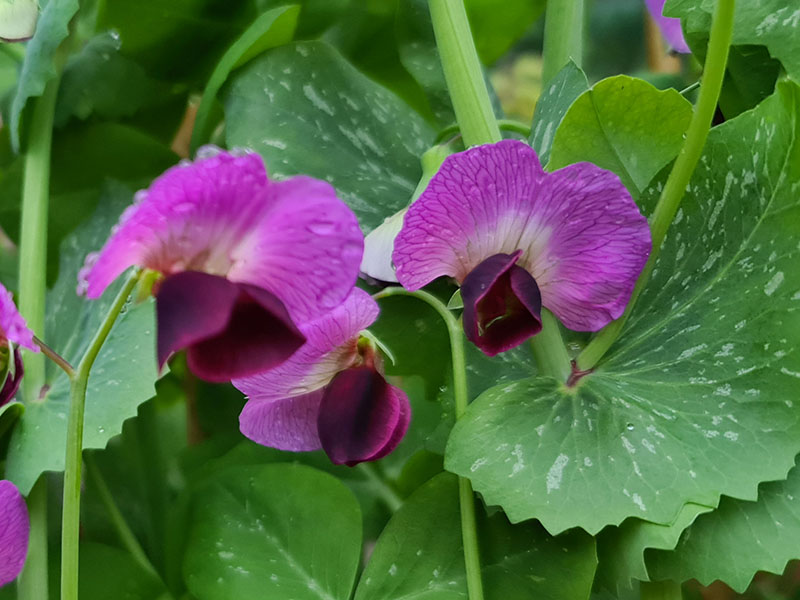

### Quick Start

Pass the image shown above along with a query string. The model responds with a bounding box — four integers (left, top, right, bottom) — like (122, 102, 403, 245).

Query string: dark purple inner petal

(461, 252, 543, 356)
(0, 349, 23, 408)
(317, 366, 409, 466)
(157, 271, 305, 383)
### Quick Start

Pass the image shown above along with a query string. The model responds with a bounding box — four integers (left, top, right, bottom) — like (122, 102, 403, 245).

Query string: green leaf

(8, 0, 79, 150)
(4, 180, 161, 494)
(718, 45, 781, 120)
(190, 4, 300, 154)
(547, 75, 693, 195)
(595, 502, 713, 593)
(55, 31, 172, 127)
(79, 542, 168, 600)
(529, 61, 588, 165)
(183, 463, 362, 600)
(0, 400, 23, 440)
(445, 81, 800, 534)
(354, 472, 597, 600)
(647, 460, 800, 592)
(665, 0, 800, 82)
(224, 40, 435, 233)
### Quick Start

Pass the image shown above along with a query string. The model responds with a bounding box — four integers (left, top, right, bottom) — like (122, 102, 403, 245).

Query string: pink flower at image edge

(0, 480, 30, 587)
(645, 0, 691, 53)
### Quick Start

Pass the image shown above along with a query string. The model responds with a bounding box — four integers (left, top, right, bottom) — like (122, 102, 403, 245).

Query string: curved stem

(433, 119, 532, 145)
(541, 0, 584, 85)
(375, 287, 484, 600)
(61, 271, 141, 600)
(576, 0, 736, 371)
(33, 336, 74, 377)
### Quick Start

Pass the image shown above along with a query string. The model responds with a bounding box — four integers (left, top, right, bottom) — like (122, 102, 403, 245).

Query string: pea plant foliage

(0, 1, 798, 599)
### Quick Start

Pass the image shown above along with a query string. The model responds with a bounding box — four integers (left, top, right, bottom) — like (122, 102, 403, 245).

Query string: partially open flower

(0, 283, 38, 406)
(234, 288, 410, 466)
(645, 0, 690, 54)
(0, 480, 29, 587)
(393, 140, 651, 356)
(81, 148, 364, 382)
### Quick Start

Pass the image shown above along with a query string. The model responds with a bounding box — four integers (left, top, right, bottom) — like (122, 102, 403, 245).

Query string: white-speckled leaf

(354, 473, 597, 600)
(665, 0, 800, 82)
(646, 458, 800, 592)
(445, 81, 800, 535)
(224, 41, 435, 233)
(4, 181, 160, 495)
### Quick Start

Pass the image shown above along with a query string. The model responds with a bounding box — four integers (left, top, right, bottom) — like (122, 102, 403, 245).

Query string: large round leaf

(183, 463, 362, 600)
(446, 82, 800, 534)
(354, 472, 597, 600)
(224, 41, 434, 233)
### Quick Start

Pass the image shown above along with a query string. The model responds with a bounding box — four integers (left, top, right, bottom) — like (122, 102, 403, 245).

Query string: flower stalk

(577, 0, 736, 371)
(61, 270, 141, 600)
(375, 286, 484, 600)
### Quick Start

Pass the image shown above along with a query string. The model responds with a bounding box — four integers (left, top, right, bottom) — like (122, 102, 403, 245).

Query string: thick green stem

(16, 477, 49, 600)
(375, 287, 484, 600)
(18, 75, 61, 401)
(541, 0, 584, 84)
(641, 580, 683, 600)
(428, 0, 500, 147)
(428, 0, 571, 381)
(531, 310, 571, 382)
(61, 271, 141, 600)
(576, 0, 735, 371)
(84, 453, 159, 578)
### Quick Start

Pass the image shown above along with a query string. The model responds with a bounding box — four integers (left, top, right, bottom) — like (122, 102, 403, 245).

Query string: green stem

(428, 0, 571, 381)
(33, 335, 75, 377)
(357, 463, 404, 513)
(433, 119, 532, 144)
(576, 0, 735, 371)
(428, 0, 500, 147)
(531, 310, 571, 382)
(18, 74, 61, 402)
(640, 581, 683, 600)
(374, 287, 484, 600)
(541, 0, 584, 84)
(17, 477, 49, 600)
(84, 453, 159, 578)
(61, 271, 141, 600)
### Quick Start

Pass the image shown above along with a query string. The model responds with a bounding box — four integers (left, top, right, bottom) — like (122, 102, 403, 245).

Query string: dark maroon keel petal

(0, 350, 24, 407)
(461, 251, 543, 356)
(156, 271, 305, 382)
(317, 366, 409, 466)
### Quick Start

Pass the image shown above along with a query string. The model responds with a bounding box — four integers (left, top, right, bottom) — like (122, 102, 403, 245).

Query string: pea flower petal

(645, 0, 690, 54)
(461, 251, 543, 356)
(156, 271, 304, 382)
(234, 288, 410, 465)
(0, 480, 29, 587)
(393, 140, 651, 348)
(0, 284, 37, 353)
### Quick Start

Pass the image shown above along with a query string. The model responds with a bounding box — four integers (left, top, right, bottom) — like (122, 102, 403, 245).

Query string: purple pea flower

(0, 283, 38, 406)
(234, 288, 410, 466)
(80, 148, 364, 382)
(393, 140, 651, 356)
(645, 0, 690, 54)
(0, 480, 29, 587)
